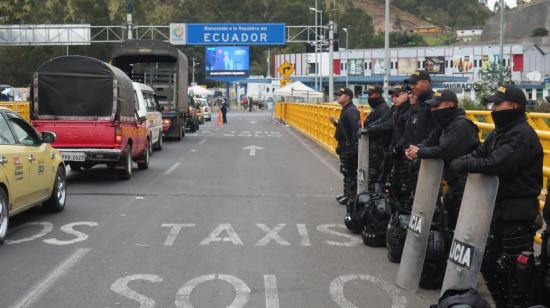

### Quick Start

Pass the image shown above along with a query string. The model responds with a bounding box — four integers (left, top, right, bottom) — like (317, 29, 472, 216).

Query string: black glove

(449, 159, 467, 175)
(392, 145, 404, 157)
(359, 128, 369, 136)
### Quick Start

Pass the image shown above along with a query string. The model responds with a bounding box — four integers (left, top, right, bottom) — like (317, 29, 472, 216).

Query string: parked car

(31, 56, 150, 180)
(196, 98, 211, 121)
(134, 82, 163, 151)
(0, 107, 66, 244)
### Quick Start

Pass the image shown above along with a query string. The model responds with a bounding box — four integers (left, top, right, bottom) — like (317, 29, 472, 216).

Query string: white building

(273, 43, 550, 101)
(456, 29, 484, 42)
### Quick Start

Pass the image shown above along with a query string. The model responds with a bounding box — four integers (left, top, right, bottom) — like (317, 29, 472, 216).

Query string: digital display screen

(205, 46, 250, 79)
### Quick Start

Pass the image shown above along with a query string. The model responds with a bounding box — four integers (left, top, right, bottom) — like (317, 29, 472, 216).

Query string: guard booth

(111, 40, 190, 140)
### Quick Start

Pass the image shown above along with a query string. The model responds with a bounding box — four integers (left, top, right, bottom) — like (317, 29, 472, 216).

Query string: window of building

(349, 59, 365, 75)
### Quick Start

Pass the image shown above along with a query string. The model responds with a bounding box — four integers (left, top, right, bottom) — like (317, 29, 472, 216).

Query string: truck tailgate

(33, 120, 116, 149)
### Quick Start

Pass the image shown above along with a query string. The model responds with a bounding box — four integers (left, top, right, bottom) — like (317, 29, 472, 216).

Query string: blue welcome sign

(187, 23, 286, 45)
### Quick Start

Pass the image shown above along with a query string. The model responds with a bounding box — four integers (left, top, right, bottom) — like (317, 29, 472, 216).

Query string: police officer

(330, 88, 361, 205)
(449, 85, 543, 307)
(366, 85, 410, 189)
(404, 70, 436, 145)
(405, 89, 480, 289)
(406, 89, 480, 230)
(362, 85, 390, 187)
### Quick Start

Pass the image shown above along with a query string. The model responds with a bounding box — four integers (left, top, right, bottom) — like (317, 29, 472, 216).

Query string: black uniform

(221, 100, 228, 123)
(364, 97, 390, 185)
(415, 106, 480, 290)
(451, 85, 543, 307)
(417, 108, 480, 230)
(335, 102, 361, 201)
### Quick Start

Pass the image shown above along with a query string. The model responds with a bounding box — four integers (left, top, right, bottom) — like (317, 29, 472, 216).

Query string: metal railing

(275, 102, 548, 244)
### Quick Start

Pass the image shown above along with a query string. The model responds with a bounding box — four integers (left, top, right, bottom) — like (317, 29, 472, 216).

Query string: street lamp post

(310, 5, 319, 91)
(498, 0, 505, 84)
(383, 0, 391, 98)
(342, 27, 349, 88)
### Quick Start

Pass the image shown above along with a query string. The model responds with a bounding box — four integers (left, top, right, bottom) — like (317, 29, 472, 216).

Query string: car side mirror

(42, 131, 56, 144)
(139, 115, 147, 123)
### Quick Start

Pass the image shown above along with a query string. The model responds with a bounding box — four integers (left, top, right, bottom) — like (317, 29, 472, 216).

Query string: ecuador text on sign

(187, 23, 286, 45)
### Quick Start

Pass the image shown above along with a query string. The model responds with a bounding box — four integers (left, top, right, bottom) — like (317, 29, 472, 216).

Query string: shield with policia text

(396, 159, 444, 292)
(441, 174, 499, 294)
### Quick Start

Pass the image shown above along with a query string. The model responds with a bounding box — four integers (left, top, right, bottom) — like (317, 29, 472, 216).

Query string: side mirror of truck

(42, 131, 56, 144)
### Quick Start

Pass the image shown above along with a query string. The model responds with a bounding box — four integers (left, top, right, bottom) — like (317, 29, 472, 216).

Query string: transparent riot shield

(440, 174, 499, 295)
(396, 159, 444, 292)
(357, 133, 369, 195)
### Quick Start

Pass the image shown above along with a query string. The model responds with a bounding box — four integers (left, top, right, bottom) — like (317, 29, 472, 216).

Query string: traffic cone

(217, 110, 223, 127)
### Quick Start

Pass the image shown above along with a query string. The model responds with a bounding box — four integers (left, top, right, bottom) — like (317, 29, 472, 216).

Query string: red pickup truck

(31, 56, 150, 180)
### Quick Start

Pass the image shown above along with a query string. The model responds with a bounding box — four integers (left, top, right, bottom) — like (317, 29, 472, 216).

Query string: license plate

(61, 152, 86, 162)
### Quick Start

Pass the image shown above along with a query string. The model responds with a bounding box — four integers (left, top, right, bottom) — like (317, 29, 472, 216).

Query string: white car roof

(132, 82, 155, 93)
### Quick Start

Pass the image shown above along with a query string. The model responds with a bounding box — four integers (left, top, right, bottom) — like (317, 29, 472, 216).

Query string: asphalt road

(0, 111, 439, 308)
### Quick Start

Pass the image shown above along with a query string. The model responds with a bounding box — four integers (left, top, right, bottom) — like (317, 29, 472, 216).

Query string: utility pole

(383, 0, 391, 98)
(310, 2, 319, 91)
(267, 49, 271, 77)
(192, 58, 197, 84)
(343, 27, 349, 88)
(329, 21, 335, 102)
(127, 0, 134, 40)
(319, 10, 324, 94)
(498, 0, 505, 84)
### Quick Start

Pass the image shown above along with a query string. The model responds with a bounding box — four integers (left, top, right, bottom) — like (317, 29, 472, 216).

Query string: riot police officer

(406, 89, 480, 230)
(362, 85, 390, 186)
(330, 88, 361, 205)
(449, 84, 543, 307)
(405, 89, 480, 289)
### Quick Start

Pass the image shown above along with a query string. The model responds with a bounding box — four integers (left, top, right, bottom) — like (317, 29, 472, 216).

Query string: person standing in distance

(449, 85, 543, 307)
(330, 88, 361, 205)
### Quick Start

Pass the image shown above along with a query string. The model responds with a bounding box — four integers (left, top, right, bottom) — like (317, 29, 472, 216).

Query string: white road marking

(316, 224, 362, 247)
(136, 196, 144, 200)
(264, 275, 280, 308)
(297, 224, 312, 246)
(6, 222, 54, 245)
(111, 274, 163, 308)
(164, 162, 181, 175)
(199, 223, 244, 246)
(191, 149, 196, 152)
(9, 248, 91, 308)
(187, 133, 199, 137)
(285, 127, 341, 178)
(242, 145, 264, 156)
(250, 121, 256, 124)
(255, 224, 290, 246)
(175, 274, 250, 308)
(43, 221, 98, 246)
(199, 138, 207, 145)
(161, 223, 196, 246)
(329, 274, 407, 308)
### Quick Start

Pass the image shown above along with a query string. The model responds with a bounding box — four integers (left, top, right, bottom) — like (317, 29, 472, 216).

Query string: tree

(532, 27, 549, 37)
(475, 62, 512, 106)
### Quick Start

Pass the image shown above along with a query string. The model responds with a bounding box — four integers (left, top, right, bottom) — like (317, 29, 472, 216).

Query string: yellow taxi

(0, 107, 66, 244)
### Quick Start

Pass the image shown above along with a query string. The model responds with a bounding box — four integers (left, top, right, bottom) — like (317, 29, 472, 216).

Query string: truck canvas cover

(33, 55, 135, 121)
(111, 40, 188, 112)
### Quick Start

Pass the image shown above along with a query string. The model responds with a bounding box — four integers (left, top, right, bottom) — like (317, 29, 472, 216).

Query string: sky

(487, 0, 517, 10)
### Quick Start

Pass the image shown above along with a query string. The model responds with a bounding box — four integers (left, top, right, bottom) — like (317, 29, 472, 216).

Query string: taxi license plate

(61, 152, 86, 162)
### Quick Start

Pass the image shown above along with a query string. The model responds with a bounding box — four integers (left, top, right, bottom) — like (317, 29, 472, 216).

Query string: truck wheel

(138, 140, 151, 170)
(0, 189, 8, 245)
(154, 133, 163, 151)
(44, 167, 67, 212)
(119, 145, 133, 180)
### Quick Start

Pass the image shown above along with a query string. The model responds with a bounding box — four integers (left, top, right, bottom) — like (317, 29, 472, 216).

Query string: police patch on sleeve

(449, 239, 475, 269)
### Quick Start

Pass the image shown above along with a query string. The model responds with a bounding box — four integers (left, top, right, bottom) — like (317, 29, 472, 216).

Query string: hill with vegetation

(0, 0, 493, 86)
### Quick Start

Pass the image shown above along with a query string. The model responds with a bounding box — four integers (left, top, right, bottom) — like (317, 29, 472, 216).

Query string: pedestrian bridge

(275, 103, 550, 244)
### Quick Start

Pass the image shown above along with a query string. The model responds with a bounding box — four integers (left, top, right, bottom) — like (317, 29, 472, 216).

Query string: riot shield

(357, 133, 369, 194)
(396, 159, 444, 292)
(440, 174, 499, 295)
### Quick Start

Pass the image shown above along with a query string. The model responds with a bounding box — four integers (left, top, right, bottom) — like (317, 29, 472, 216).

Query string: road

(0, 111, 439, 308)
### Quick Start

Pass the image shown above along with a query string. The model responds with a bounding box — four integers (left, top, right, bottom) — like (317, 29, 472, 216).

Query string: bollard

(396, 159, 444, 292)
(440, 174, 499, 295)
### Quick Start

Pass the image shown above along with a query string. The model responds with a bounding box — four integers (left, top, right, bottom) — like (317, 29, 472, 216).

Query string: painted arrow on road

(242, 145, 264, 156)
